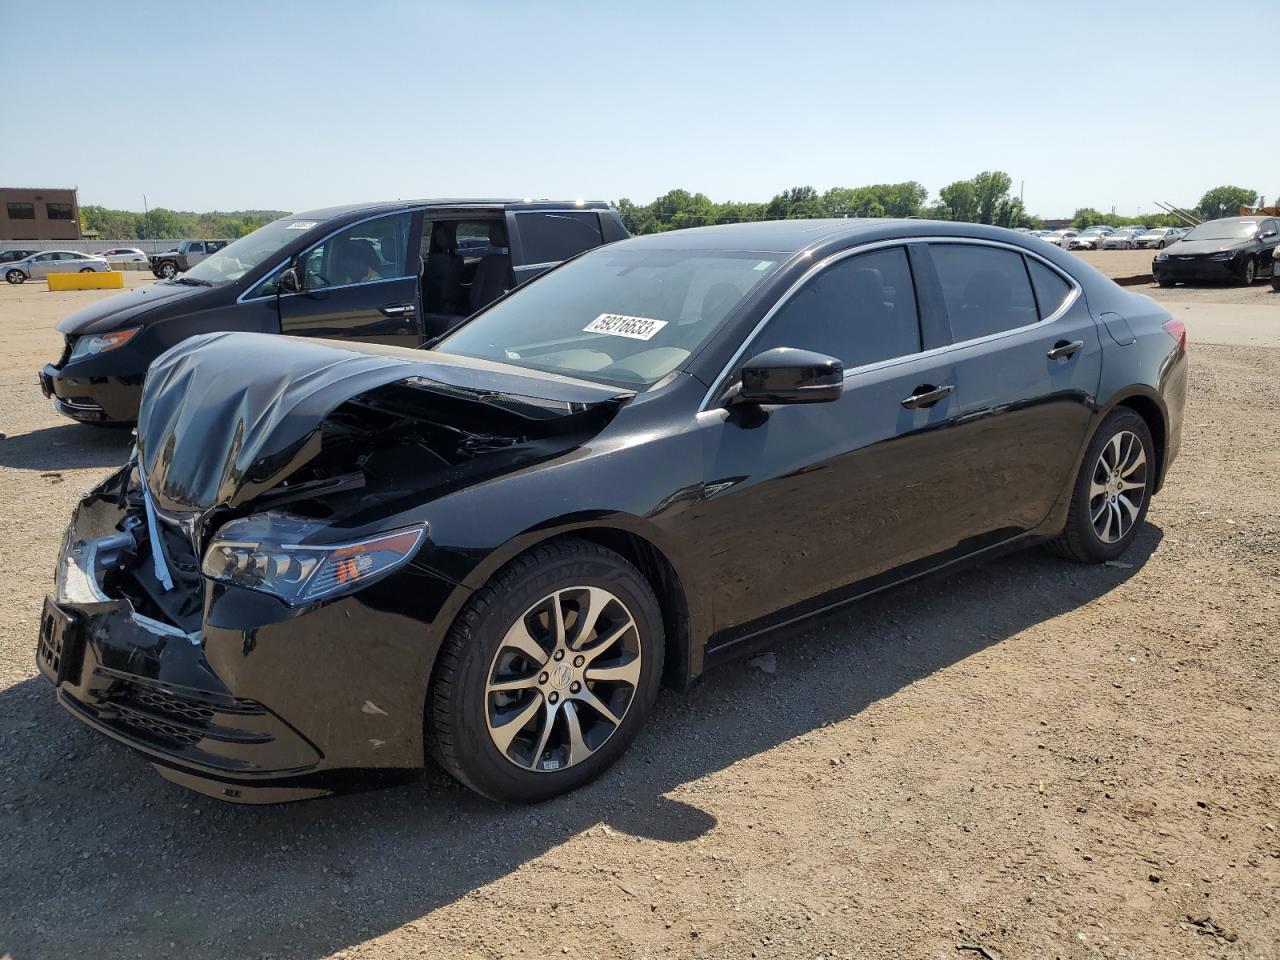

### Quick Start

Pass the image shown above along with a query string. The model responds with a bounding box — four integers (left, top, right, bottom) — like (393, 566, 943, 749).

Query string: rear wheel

(78, 267, 94, 273)
(5, 269, 24, 284)
(429, 539, 664, 803)
(1048, 408, 1154, 563)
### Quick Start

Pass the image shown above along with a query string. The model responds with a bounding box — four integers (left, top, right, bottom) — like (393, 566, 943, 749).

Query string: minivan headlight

(201, 513, 426, 605)
(69, 326, 140, 362)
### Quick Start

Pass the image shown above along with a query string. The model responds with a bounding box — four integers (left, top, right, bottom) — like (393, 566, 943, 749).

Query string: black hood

(137, 332, 631, 517)
(1165, 238, 1249, 257)
(55, 281, 212, 336)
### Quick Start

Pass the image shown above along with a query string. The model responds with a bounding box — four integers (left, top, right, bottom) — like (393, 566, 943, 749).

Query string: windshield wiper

(173, 276, 214, 287)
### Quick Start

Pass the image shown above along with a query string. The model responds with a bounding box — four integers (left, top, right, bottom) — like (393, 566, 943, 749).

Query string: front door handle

(1046, 339, 1084, 360)
(900, 383, 954, 409)
(380, 303, 417, 317)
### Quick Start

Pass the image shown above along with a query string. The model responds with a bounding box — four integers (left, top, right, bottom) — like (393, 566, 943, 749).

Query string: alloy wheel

(160, 262, 177, 278)
(1089, 430, 1147, 543)
(484, 586, 642, 773)
(1244, 258, 1256, 285)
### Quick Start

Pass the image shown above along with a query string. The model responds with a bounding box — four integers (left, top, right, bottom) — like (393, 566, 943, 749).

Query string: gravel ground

(1, 277, 1277, 960)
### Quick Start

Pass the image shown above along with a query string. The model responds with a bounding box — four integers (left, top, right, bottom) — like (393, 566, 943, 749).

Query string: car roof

(289, 199, 615, 221)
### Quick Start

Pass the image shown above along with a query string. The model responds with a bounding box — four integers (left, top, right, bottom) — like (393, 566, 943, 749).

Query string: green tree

(972, 171, 1014, 224)
(1197, 185, 1257, 220)
(937, 180, 979, 222)
(766, 186, 827, 220)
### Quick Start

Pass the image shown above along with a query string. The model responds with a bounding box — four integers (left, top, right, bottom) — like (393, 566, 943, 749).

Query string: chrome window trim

(698, 235, 1082, 412)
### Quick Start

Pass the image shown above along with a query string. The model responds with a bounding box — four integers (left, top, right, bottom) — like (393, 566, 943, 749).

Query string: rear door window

(751, 246, 922, 368)
(515, 212, 603, 264)
(1025, 258, 1073, 319)
(930, 244, 1040, 342)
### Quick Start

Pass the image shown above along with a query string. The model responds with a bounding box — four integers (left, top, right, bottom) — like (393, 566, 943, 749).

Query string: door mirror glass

(736, 347, 843, 405)
(1260, 229, 1277, 240)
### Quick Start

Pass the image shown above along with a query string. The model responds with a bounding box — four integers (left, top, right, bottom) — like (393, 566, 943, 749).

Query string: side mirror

(736, 347, 844, 405)
(278, 266, 300, 294)
(1260, 230, 1277, 240)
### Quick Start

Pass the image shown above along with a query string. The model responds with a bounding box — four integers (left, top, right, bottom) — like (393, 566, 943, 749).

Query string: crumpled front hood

(137, 331, 631, 517)
(56, 281, 208, 336)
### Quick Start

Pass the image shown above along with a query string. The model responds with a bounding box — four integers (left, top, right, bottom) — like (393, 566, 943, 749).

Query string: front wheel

(5, 269, 25, 284)
(158, 261, 178, 279)
(78, 267, 94, 273)
(1240, 256, 1257, 286)
(1157, 275, 1175, 288)
(1048, 408, 1154, 563)
(429, 539, 664, 803)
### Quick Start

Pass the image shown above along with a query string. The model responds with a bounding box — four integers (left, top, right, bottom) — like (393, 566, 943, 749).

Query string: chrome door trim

(698, 235, 1083, 412)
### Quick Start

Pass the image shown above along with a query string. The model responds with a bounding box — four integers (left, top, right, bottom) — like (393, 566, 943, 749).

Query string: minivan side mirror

(735, 347, 844, 405)
(278, 266, 300, 294)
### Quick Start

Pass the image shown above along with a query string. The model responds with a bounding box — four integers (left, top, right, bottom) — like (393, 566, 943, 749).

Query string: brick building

(1, 187, 82, 241)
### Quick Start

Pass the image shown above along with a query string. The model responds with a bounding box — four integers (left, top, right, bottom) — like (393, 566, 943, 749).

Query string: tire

(1240, 256, 1257, 286)
(1048, 408, 1154, 563)
(1271, 273, 1280, 292)
(1157, 240, 1166, 249)
(158, 261, 177, 279)
(78, 267, 94, 273)
(5, 269, 25, 284)
(428, 538, 665, 803)
(1156, 276, 1175, 288)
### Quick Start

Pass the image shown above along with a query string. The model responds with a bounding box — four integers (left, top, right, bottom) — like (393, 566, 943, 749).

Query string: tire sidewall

(6, 270, 24, 284)
(439, 550, 665, 803)
(1067, 409, 1155, 561)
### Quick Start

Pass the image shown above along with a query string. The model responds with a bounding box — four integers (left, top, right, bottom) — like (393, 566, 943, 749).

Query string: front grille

(113, 704, 203, 746)
(58, 335, 73, 367)
(131, 688, 216, 725)
(37, 613, 66, 678)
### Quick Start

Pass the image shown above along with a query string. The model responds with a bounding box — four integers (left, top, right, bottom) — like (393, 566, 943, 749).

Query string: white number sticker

(286, 221, 319, 231)
(583, 313, 668, 341)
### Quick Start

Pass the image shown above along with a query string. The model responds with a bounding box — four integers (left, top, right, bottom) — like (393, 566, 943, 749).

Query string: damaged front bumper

(38, 466, 461, 803)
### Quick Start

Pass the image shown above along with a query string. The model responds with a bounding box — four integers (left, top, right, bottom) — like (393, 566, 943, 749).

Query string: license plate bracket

(37, 596, 84, 685)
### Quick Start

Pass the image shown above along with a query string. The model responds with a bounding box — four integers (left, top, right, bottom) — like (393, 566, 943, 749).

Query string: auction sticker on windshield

(583, 314, 668, 341)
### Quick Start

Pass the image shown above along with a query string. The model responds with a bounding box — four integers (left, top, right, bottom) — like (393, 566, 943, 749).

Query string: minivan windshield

(1180, 220, 1259, 242)
(180, 216, 317, 285)
(437, 248, 784, 388)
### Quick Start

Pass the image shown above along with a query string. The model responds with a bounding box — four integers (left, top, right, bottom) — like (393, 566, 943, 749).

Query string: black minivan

(39, 199, 628, 425)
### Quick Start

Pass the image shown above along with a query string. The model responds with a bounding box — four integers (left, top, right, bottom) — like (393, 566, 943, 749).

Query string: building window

(6, 203, 35, 220)
(46, 202, 74, 221)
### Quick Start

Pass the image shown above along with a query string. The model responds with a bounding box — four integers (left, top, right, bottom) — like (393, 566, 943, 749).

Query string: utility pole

(142, 194, 150, 242)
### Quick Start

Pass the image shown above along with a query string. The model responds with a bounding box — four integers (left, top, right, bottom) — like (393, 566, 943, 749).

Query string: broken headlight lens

(69, 326, 140, 362)
(201, 513, 426, 605)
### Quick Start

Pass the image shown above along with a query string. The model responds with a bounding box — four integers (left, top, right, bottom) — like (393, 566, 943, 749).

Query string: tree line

(615, 177, 1260, 234)
(80, 206, 289, 241)
(79, 182, 1259, 241)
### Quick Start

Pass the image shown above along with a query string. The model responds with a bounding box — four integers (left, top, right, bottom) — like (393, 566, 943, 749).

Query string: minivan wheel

(1048, 408, 1154, 563)
(5, 269, 25, 284)
(429, 539, 664, 803)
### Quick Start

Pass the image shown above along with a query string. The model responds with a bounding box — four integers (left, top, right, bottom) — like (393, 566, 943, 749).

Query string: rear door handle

(900, 383, 954, 409)
(380, 303, 417, 317)
(1046, 339, 1084, 360)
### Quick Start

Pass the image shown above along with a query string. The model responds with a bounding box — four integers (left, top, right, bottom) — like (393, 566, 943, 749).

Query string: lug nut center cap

(548, 663, 573, 690)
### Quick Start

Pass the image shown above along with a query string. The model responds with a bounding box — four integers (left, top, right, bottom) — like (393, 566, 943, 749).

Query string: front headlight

(201, 513, 426, 605)
(1155, 252, 1169, 261)
(1208, 250, 1234, 260)
(69, 326, 140, 362)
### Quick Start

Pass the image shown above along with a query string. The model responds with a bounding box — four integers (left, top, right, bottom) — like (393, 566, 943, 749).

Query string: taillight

(1162, 318, 1187, 351)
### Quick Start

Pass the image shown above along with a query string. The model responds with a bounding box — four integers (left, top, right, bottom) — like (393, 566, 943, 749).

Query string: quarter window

(299, 213, 412, 291)
(1026, 258, 1073, 319)
(930, 244, 1040, 342)
(6, 203, 35, 220)
(46, 202, 74, 221)
(751, 246, 922, 368)
(515, 212, 603, 264)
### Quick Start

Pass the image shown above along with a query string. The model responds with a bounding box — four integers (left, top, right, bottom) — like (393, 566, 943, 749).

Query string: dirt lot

(1, 276, 1277, 960)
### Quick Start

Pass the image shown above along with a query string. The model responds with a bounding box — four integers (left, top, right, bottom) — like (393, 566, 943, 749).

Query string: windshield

(180, 216, 313, 285)
(1181, 221, 1258, 242)
(437, 248, 784, 388)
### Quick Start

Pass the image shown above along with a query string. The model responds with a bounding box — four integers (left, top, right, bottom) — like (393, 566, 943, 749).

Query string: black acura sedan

(38, 219, 1187, 804)
(1152, 215, 1279, 286)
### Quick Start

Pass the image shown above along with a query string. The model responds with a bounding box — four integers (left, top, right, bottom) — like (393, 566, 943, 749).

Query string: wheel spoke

(486, 673, 541, 694)
(1089, 479, 1108, 501)
(550, 591, 567, 647)
(1097, 500, 1115, 541)
(581, 619, 634, 667)
(1117, 492, 1141, 526)
(500, 617, 549, 666)
(1109, 501, 1124, 541)
(1090, 496, 1109, 523)
(585, 655, 641, 687)
(562, 701, 591, 765)
(570, 586, 614, 650)
(574, 686, 622, 726)
(527, 700, 558, 767)
(1121, 448, 1146, 480)
(1105, 433, 1122, 472)
(488, 694, 544, 755)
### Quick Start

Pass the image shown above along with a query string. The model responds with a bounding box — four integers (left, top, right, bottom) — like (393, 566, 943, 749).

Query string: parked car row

(3, 250, 111, 283)
(34, 206, 1188, 807)
(1028, 226, 1189, 251)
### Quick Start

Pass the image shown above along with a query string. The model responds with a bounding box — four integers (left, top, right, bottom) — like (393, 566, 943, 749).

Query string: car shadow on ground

(0, 524, 1162, 960)
(0, 422, 132, 471)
